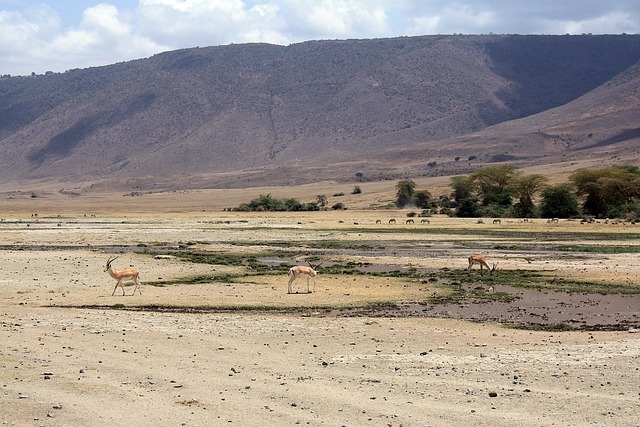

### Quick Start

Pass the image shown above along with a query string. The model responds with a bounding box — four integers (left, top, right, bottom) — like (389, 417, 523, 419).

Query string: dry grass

(0, 161, 583, 215)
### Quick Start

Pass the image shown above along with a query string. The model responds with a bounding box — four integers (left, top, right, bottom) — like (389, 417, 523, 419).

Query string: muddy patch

(328, 284, 640, 331)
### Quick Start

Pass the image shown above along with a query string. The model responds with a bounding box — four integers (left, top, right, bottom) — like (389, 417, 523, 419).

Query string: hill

(1, 34, 640, 192)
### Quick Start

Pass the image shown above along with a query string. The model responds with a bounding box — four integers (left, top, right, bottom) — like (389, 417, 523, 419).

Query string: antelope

(467, 255, 497, 276)
(104, 256, 141, 296)
(287, 262, 321, 294)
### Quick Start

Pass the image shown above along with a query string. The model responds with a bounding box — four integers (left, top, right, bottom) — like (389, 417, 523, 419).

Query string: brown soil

(1, 207, 640, 426)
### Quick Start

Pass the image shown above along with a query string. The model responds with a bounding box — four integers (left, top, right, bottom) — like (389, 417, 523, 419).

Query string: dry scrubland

(1, 184, 640, 426)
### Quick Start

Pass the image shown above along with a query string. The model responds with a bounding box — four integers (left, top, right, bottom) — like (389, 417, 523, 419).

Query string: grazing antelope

(388, 219, 396, 224)
(104, 256, 141, 296)
(492, 219, 501, 224)
(287, 262, 321, 294)
(405, 219, 414, 224)
(467, 255, 498, 276)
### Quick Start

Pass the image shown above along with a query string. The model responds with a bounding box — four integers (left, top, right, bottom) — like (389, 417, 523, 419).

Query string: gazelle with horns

(287, 262, 322, 294)
(467, 255, 498, 276)
(104, 256, 142, 296)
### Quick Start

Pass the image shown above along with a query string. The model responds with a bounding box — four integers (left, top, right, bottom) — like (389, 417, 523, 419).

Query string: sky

(1, 0, 639, 76)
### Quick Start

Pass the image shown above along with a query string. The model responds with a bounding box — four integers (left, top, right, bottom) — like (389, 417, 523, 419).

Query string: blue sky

(1, 0, 639, 76)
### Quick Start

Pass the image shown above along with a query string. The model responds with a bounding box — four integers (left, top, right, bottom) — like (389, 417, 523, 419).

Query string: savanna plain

(1, 184, 640, 427)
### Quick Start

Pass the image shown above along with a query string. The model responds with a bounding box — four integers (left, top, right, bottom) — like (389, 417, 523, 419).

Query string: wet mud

(329, 284, 640, 331)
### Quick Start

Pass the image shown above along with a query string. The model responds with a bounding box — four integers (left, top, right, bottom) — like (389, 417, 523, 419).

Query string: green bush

(232, 194, 320, 212)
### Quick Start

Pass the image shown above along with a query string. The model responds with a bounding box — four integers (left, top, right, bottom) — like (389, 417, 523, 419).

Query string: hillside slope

(1, 34, 640, 190)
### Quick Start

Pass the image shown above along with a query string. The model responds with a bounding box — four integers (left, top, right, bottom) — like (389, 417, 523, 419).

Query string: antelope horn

(106, 256, 118, 267)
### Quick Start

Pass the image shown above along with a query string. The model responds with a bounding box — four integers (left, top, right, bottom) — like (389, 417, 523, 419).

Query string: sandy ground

(1, 210, 640, 426)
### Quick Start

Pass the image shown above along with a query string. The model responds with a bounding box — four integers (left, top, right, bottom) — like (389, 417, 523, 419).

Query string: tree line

(228, 186, 361, 212)
(396, 164, 640, 220)
(228, 164, 640, 219)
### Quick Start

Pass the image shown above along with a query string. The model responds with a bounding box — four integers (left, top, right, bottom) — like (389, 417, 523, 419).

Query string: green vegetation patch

(146, 273, 240, 287)
(451, 268, 639, 295)
(231, 240, 379, 250)
(172, 252, 292, 274)
(164, 252, 640, 296)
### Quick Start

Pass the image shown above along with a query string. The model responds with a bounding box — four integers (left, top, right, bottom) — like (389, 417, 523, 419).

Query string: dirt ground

(1, 204, 640, 426)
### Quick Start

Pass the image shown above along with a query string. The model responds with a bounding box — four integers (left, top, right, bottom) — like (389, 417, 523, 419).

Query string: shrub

(232, 194, 320, 212)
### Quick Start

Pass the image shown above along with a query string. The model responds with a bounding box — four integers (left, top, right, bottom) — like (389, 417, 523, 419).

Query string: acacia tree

(470, 165, 520, 206)
(540, 183, 580, 218)
(395, 179, 417, 207)
(570, 166, 640, 217)
(450, 175, 475, 202)
(509, 174, 548, 217)
(456, 197, 481, 217)
(316, 195, 328, 209)
(414, 190, 433, 209)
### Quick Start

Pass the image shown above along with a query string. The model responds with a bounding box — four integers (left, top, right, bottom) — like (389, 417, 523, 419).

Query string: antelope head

(490, 262, 498, 276)
(308, 261, 323, 271)
(105, 256, 118, 272)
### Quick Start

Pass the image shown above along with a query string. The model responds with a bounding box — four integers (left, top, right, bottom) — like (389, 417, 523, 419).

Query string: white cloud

(238, 3, 289, 45)
(278, 0, 389, 40)
(560, 11, 637, 34)
(48, 4, 127, 57)
(408, 3, 501, 35)
(43, 3, 165, 71)
(0, 6, 64, 73)
(140, 0, 246, 16)
(82, 3, 130, 38)
(0, 6, 59, 54)
(305, 0, 388, 37)
(409, 14, 440, 35)
(138, 0, 254, 45)
(1, 1, 639, 76)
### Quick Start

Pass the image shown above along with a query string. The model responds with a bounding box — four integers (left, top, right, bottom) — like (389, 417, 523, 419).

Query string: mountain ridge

(1, 34, 640, 191)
